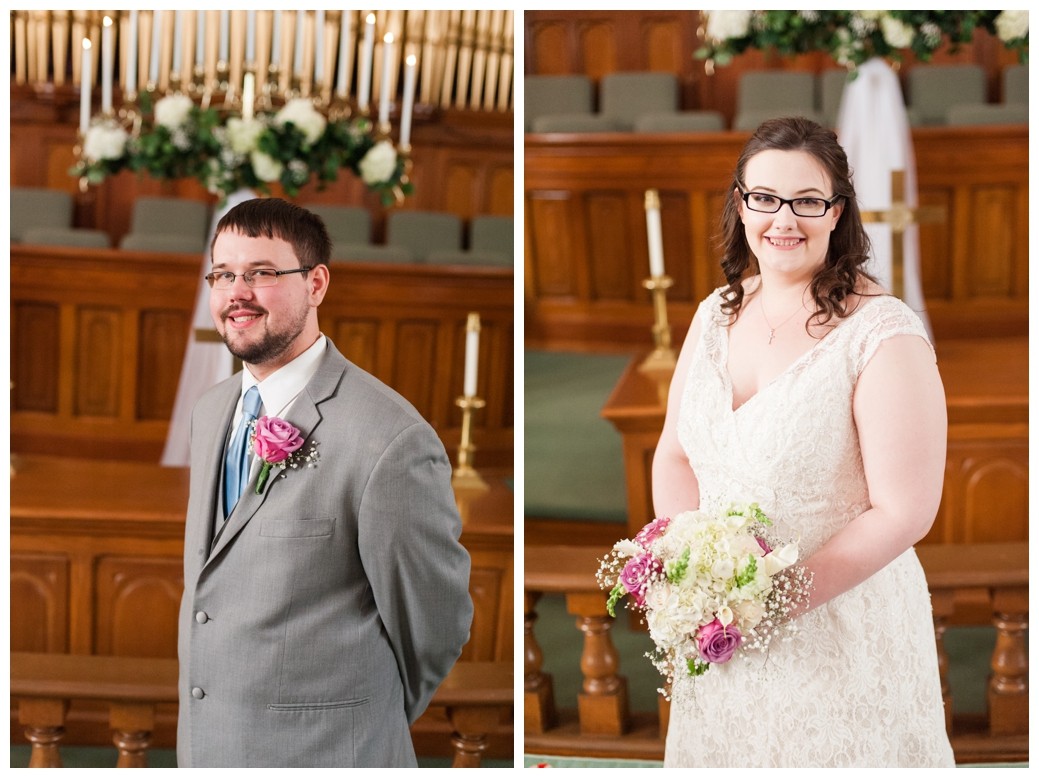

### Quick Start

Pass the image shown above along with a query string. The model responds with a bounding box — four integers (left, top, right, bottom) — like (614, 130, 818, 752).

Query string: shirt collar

(240, 335, 327, 419)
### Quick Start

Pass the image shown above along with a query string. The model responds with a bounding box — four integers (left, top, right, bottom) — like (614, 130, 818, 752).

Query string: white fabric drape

(161, 188, 258, 466)
(836, 58, 932, 338)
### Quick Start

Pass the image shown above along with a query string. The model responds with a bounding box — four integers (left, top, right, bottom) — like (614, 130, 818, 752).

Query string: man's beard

(220, 304, 309, 367)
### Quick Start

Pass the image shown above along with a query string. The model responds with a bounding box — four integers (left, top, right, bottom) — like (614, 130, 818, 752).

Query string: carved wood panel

(10, 554, 70, 653)
(94, 557, 184, 658)
(12, 303, 60, 414)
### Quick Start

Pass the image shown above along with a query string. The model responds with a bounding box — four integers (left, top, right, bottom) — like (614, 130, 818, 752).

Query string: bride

(652, 117, 954, 767)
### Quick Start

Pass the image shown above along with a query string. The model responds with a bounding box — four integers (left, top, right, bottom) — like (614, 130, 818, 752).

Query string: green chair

(23, 227, 111, 249)
(11, 187, 73, 243)
(819, 68, 850, 127)
(386, 210, 463, 262)
(946, 103, 1028, 126)
(428, 215, 513, 266)
(734, 71, 816, 130)
(907, 64, 986, 126)
(633, 111, 725, 133)
(525, 74, 596, 132)
(1003, 63, 1027, 105)
(600, 71, 679, 131)
(124, 196, 209, 253)
(307, 204, 372, 244)
(120, 232, 205, 253)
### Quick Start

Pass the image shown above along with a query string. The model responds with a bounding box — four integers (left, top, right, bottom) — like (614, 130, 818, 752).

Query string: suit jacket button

(191, 687, 205, 700)
(195, 611, 209, 624)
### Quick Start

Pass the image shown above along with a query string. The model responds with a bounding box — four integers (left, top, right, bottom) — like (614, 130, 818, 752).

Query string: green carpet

(524, 350, 632, 523)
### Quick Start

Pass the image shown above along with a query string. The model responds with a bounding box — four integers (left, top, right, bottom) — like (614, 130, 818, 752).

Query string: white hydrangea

(83, 122, 129, 161)
(154, 93, 194, 129)
(250, 150, 283, 182)
(358, 141, 398, 185)
(274, 98, 327, 146)
(995, 10, 1028, 42)
(226, 117, 266, 154)
(880, 15, 915, 49)
(704, 10, 753, 42)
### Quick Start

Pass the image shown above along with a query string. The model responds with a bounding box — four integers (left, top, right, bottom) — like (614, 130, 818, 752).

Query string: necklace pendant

(768, 329, 776, 345)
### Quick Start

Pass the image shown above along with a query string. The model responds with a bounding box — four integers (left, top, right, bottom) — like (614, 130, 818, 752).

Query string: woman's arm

(651, 313, 703, 519)
(794, 333, 947, 614)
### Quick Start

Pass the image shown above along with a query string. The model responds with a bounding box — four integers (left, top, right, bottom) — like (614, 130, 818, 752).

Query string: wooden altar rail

(11, 653, 512, 768)
(524, 124, 1028, 351)
(11, 244, 513, 470)
(524, 542, 1028, 765)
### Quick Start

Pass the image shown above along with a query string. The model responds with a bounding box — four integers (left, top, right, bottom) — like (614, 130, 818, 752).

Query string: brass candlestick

(639, 274, 677, 374)
(452, 395, 488, 491)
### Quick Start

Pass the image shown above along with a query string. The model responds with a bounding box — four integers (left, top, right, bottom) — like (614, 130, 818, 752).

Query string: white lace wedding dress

(664, 290, 955, 768)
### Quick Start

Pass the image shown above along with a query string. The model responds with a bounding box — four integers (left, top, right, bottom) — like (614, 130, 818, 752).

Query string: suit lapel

(205, 345, 348, 565)
(196, 381, 240, 556)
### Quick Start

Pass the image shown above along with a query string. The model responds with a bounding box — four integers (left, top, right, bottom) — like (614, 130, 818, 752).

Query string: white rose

(274, 98, 327, 145)
(250, 150, 283, 182)
(704, 10, 752, 41)
(83, 122, 129, 161)
(995, 10, 1028, 42)
(358, 140, 398, 185)
(154, 93, 194, 129)
(226, 117, 265, 154)
(880, 15, 914, 49)
(734, 599, 766, 631)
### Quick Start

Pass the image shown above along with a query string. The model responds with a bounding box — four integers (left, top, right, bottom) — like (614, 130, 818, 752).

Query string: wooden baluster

(568, 592, 629, 736)
(931, 589, 956, 736)
(447, 705, 491, 768)
(524, 590, 557, 733)
(19, 698, 69, 768)
(110, 701, 156, 767)
(989, 586, 1028, 736)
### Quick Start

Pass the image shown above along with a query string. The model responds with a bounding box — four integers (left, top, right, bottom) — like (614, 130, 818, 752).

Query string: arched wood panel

(11, 555, 70, 653)
(95, 558, 183, 658)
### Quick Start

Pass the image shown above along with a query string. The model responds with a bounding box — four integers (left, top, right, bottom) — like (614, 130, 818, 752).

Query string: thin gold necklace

(759, 294, 805, 345)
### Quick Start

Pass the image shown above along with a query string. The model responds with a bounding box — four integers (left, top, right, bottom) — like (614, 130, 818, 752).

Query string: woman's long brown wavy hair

(718, 116, 876, 331)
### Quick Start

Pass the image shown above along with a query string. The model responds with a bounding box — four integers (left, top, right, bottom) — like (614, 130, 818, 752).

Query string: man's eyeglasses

(204, 267, 313, 289)
(739, 189, 842, 218)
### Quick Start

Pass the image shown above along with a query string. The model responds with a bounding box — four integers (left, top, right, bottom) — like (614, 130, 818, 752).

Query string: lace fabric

(665, 290, 954, 768)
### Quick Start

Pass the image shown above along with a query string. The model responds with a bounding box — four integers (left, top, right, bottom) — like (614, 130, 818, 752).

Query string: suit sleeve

(356, 421, 474, 723)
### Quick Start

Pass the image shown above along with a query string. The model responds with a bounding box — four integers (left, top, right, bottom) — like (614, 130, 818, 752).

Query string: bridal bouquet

(597, 504, 812, 683)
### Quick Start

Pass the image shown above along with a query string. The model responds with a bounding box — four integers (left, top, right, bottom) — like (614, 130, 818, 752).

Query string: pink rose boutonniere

(251, 416, 319, 494)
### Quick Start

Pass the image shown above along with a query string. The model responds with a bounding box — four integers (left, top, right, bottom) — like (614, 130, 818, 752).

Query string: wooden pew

(524, 542, 1028, 764)
(11, 245, 513, 469)
(11, 653, 513, 768)
(524, 124, 1028, 350)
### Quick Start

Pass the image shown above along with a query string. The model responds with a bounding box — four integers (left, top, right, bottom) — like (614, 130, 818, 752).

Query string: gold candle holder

(639, 274, 677, 374)
(452, 395, 488, 491)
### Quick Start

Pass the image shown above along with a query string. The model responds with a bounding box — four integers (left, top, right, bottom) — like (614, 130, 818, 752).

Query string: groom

(177, 198, 473, 767)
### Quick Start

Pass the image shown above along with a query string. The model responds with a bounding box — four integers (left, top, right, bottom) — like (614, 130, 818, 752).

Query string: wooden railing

(11, 654, 512, 768)
(525, 542, 1028, 765)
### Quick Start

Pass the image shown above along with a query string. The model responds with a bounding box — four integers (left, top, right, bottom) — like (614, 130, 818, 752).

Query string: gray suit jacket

(177, 341, 473, 767)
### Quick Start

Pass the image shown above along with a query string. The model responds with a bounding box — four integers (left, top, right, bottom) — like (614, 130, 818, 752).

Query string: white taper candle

(645, 189, 665, 278)
(80, 38, 92, 133)
(378, 33, 393, 126)
(463, 313, 480, 398)
(358, 14, 375, 111)
(101, 16, 113, 112)
(126, 10, 138, 96)
(400, 54, 416, 147)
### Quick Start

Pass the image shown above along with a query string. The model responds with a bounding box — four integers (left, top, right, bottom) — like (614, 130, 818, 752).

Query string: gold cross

(859, 170, 946, 299)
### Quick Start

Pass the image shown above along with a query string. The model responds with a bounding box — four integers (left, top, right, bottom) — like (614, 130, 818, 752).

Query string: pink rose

(620, 553, 662, 606)
(252, 416, 305, 464)
(697, 618, 742, 664)
(634, 516, 671, 548)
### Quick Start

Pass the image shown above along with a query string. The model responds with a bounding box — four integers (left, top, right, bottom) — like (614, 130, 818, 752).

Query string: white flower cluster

(995, 10, 1028, 42)
(358, 140, 399, 185)
(154, 93, 194, 129)
(83, 120, 129, 162)
(703, 10, 753, 42)
(274, 98, 328, 146)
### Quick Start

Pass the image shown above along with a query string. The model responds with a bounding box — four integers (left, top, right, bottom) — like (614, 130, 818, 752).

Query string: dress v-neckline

(722, 295, 883, 414)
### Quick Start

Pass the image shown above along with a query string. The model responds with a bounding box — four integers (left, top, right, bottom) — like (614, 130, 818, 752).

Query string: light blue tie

(223, 386, 261, 518)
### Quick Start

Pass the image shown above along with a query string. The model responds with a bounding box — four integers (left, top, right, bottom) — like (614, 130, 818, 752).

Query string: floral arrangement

(71, 91, 412, 206)
(698, 11, 1028, 69)
(251, 416, 320, 494)
(597, 504, 812, 686)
